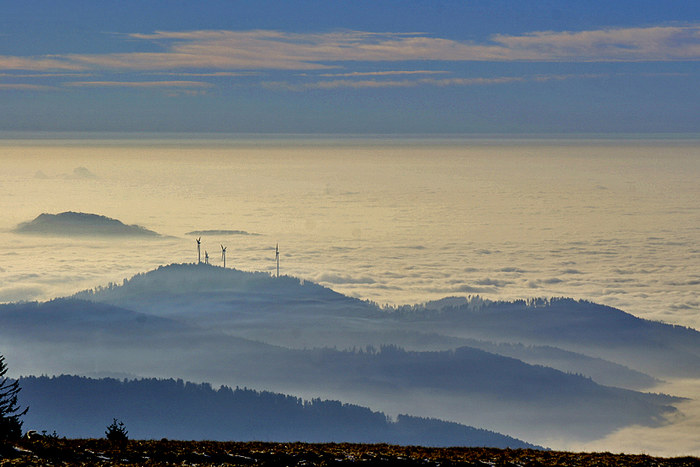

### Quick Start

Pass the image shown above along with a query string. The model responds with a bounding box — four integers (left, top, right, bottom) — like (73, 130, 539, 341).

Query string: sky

(1, 0, 699, 134)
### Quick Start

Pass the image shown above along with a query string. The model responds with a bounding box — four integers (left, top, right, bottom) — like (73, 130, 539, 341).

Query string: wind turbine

(275, 243, 280, 277)
(221, 244, 227, 268)
(205, 250, 209, 265)
(196, 237, 201, 264)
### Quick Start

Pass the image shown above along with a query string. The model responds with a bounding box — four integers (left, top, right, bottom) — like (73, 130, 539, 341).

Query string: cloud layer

(78, 26, 700, 71)
(2, 139, 699, 331)
(1, 24, 699, 92)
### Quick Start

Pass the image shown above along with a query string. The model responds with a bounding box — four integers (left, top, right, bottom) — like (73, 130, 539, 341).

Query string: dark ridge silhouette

(12, 212, 160, 237)
(186, 229, 260, 236)
(17, 375, 542, 449)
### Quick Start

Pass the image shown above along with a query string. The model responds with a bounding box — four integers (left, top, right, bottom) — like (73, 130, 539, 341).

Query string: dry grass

(1, 439, 699, 466)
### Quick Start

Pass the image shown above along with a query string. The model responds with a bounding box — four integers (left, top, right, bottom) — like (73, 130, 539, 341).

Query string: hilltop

(12, 211, 161, 237)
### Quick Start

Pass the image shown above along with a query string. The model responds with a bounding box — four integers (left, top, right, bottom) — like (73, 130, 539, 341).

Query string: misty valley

(2, 262, 700, 449)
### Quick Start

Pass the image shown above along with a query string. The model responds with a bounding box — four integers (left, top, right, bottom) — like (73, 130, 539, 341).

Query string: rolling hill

(3, 263, 698, 444)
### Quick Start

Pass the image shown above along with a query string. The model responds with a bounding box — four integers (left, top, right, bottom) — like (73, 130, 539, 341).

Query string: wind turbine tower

(196, 237, 202, 264)
(221, 244, 227, 268)
(275, 243, 280, 277)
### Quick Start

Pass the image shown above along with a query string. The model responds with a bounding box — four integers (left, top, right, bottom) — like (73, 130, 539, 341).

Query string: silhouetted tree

(0, 355, 28, 442)
(105, 418, 128, 444)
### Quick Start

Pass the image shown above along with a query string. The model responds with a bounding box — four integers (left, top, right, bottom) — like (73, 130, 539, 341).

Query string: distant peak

(13, 211, 161, 237)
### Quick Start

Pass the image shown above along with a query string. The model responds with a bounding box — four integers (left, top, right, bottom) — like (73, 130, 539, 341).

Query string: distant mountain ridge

(12, 211, 160, 237)
(391, 297, 700, 378)
(18, 375, 542, 449)
(75, 263, 700, 380)
(4, 263, 700, 445)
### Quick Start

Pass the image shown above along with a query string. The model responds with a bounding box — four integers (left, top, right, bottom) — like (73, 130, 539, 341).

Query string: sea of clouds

(0, 137, 698, 330)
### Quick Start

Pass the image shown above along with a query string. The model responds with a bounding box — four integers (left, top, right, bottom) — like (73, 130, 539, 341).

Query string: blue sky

(1, 0, 699, 134)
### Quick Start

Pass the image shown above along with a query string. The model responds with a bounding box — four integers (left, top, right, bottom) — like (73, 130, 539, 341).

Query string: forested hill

(12, 212, 161, 237)
(17, 375, 541, 449)
(6, 263, 700, 446)
(75, 263, 700, 380)
(73, 263, 369, 318)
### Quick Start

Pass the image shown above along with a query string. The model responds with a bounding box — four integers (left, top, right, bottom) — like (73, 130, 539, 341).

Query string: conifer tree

(0, 355, 28, 442)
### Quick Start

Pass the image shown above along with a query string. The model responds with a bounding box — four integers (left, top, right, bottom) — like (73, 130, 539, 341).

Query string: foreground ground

(1, 439, 699, 466)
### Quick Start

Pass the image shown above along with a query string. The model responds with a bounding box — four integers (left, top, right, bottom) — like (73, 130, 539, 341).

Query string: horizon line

(1, 130, 700, 143)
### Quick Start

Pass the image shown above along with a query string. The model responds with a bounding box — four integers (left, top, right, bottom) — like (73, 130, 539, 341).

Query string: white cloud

(66, 48, 333, 71)
(421, 77, 525, 86)
(317, 70, 450, 77)
(316, 273, 376, 285)
(0, 83, 53, 91)
(491, 25, 700, 61)
(262, 73, 606, 91)
(0, 72, 89, 78)
(2, 24, 699, 74)
(570, 379, 700, 457)
(0, 285, 46, 303)
(125, 25, 700, 64)
(0, 55, 84, 71)
(264, 79, 419, 91)
(64, 80, 214, 88)
(153, 71, 260, 77)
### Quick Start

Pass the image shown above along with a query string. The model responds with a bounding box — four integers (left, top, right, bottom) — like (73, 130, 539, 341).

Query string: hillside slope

(18, 375, 541, 449)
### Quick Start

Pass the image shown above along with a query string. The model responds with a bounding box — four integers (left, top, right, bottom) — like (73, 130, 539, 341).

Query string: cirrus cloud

(317, 70, 450, 77)
(64, 80, 213, 88)
(0, 83, 53, 91)
(0, 55, 84, 71)
(2, 24, 700, 75)
(261, 73, 608, 91)
(491, 25, 700, 61)
(120, 25, 700, 65)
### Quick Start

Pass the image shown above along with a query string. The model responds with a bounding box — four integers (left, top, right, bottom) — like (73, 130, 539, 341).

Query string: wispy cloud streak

(0, 55, 84, 71)
(317, 70, 449, 77)
(65, 80, 213, 88)
(263, 73, 606, 91)
(0, 83, 53, 91)
(491, 25, 700, 61)
(124, 26, 700, 66)
(2, 24, 699, 74)
(153, 71, 260, 77)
